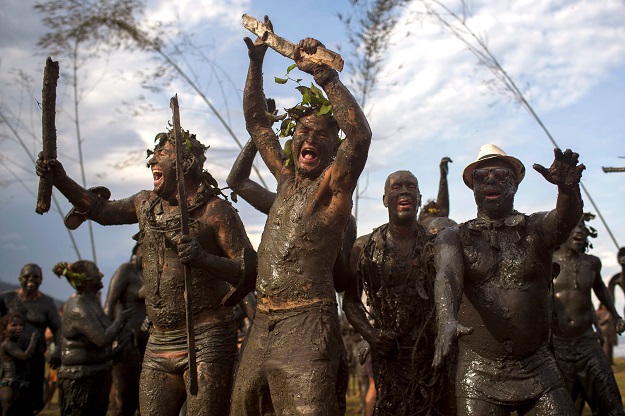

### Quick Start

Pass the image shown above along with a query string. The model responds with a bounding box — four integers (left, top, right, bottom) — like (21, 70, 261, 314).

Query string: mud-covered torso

(0, 291, 57, 353)
(358, 223, 435, 337)
(552, 252, 600, 338)
(256, 174, 348, 307)
(136, 190, 233, 330)
(458, 212, 553, 359)
(113, 264, 147, 336)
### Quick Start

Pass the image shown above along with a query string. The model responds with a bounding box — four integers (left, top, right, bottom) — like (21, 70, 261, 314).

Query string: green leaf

(283, 139, 293, 167)
(317, 103, 332, 115)
(274, 77, 288, 84)
(286, 63, 297, 74)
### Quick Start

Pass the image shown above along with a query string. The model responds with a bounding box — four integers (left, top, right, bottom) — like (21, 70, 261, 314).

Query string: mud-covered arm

(433, 227, 473, 367)
(227, 138, 276, 215)
(242, 19, 286, 180)
(104, 263, 131, 319)
(342, 235, 395, 355)
(46, 300, 62, 367)
(591, 257, 625, 333)
(295, 40, 372, 194)
(436, 157, 452, 217)
(35, 155, 139, 225)
(533, 148, 585, 246)
(70, 303, 126, 348)
(333, 215, 357, 292)
(176, 201, 254, 286)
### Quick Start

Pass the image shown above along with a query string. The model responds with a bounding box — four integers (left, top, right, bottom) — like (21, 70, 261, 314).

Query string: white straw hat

(462, 144, 525, 188)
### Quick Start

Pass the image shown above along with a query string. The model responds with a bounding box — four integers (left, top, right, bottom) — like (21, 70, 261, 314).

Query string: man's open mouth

(397, 199, 413, 211)
(300, 146, 318, 163)
(484, 189, 501, 200)
(152, 168, 163, 185)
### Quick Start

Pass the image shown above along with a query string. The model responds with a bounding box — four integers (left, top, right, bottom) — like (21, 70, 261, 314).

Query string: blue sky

(1, 0, 624, 306)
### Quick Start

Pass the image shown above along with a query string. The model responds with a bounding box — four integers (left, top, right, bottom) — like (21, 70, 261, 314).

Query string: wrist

(313, 66, 338, 88)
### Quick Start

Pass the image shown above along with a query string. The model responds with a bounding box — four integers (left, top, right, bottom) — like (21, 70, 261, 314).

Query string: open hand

(371, 329, 396, 357)
(433, 320, 473, 368)
(533, 148, 585, 189)
(243, 15, 272, 63)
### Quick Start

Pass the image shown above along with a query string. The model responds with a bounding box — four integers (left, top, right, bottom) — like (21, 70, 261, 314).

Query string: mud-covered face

(384, 171, 421, 225)
(473, 159, 517, 219)
(148, 140, 177, 199)
(563, 222, 588, 253)
(6, 318, 24, 339)
(134, 246, 143, 270)
(619, 251, 625, 266)
(19, 265, 42, 296)
(292, 114, 337, 178)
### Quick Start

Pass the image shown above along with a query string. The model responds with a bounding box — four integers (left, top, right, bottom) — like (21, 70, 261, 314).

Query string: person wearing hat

(432, 144, 585, 415)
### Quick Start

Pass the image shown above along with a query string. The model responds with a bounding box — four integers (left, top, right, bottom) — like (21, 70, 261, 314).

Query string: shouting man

(343, 170, 454, 415)
(37, 126, 253, 416)
(230, 17, 371, 415)
(433, 144, 584, 415)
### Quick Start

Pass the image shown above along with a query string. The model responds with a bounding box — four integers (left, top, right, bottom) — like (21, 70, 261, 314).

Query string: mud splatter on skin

(434, 149, 584, 414)
(551, 221, 625, 414)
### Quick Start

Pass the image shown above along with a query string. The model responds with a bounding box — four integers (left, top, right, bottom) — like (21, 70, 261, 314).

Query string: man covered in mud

(36, 128, 253, 416)
(343, 170, 453, 415)
(0, 263, 62, 414)
(230, 17, 371, 415)
(433, 144, 585, 415)
(552, 215, 625, 415)
(104, 242, 147, 416)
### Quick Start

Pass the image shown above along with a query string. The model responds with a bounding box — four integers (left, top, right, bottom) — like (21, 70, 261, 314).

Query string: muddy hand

(433, 321, 473, 368)
(173, 234, 204, 267)
(616, 318, 625, 335)
(36, 151, 66, 183)
(440, 157, 453, 175)
(373, 329, 396, 357)
(533, 148, 585, 188)
(244, 15, 272, 62)
(294, 37, 326, 75)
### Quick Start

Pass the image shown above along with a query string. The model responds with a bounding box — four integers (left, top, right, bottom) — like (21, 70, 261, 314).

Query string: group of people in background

(7, 15, 623, 416)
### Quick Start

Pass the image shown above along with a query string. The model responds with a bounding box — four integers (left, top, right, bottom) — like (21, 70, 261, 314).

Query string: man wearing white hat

(432, 144, 584, 415)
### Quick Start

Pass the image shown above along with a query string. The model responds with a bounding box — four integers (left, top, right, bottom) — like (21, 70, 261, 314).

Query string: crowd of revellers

(3, 16, 624, 416)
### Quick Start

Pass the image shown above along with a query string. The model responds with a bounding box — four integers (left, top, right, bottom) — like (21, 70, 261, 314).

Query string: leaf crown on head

(52, 262, 90, 289)
(272, 64, 342, 167)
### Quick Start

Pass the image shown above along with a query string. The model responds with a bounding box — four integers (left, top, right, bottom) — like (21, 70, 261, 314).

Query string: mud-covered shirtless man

(343, 170, 454, 415)
(552, 216, 625, 415)
(230, 17, 371, 415)
(433, 144, 585, 415)
(37, 128, 253, 416)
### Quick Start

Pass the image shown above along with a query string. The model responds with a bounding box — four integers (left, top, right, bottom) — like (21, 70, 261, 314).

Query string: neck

(388, 219, 417, 239)
(476, 207, 513, 222)
(17, 289, 38, 301)
(556, 245, 580, 259)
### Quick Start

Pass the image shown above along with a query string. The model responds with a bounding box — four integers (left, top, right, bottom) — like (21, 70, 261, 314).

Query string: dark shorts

(142, 319, 237, 374)
(58, 367, 111, 416)
(553, 331, 625, 415)
(230, 301, 347, 416)
(457, 344, 566, 406)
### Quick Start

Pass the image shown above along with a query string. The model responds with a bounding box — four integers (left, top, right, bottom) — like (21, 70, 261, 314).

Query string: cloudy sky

(1, 0, 624, 307)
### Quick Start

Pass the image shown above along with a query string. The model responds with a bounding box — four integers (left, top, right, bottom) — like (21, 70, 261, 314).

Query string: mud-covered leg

(139, 368, 186, 416)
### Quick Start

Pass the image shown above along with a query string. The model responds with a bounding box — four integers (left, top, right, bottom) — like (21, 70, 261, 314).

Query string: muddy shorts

(142, 319, 237, 374)
(230, 301, 347, 416)
(553, 332, 625, 415)
(457, 344, 566, 406)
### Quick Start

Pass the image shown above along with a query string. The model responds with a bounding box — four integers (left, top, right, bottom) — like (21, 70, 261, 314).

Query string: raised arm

(294, 38, 372, 194)
(533, 148, 585, 246)
(591, 257, 625, 334)
(227, 138, 276, 215)
(436, 157, 452, 218)
(35, 155, 139, 225)
(433, 227, 473, 367)
(242, 17, 286, 179)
